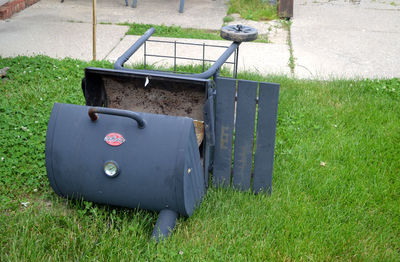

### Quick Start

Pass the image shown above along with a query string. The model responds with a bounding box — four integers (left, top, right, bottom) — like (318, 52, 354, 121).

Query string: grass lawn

(0, 56, 399, 261)
(121, 22, 222, 40)
(120, 22, 271, 43)
(227, 0, 277, 21)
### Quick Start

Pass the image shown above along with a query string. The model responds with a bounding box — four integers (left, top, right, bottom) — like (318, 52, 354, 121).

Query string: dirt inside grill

(102, 76, 206, 145)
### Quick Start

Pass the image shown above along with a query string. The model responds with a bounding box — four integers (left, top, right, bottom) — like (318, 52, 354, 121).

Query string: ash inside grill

(87, 74, 208, 146)
(102, 76, 205, 121)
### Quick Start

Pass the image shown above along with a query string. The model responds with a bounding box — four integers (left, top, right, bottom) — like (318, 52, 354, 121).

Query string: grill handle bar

(115, 41, 240, 79)
(88, 107, 146, 129)
(114, 27, 155, 70)
(190, 41, 239, 79)
(113, 27, 240, 79)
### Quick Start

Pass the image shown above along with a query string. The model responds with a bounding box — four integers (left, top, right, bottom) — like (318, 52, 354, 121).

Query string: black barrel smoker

(45, 104, 204, 240)
(45, 25, 258, 241)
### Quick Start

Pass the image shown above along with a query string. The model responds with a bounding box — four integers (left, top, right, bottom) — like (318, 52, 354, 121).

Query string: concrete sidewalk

(0, 0, 291, 75)
(3, 0, 228, 29)
(1, 0, 400, 79)
(291, 0, 400, 79)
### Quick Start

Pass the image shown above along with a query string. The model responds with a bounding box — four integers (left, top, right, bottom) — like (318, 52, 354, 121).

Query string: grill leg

(151, 209, 179, 242)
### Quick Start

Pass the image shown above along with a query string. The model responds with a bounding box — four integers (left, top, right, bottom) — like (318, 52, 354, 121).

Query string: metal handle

(114, 27, 155, 70)
(116, 41, 240, 80)
(113, 26, 240, 79)
(88, 107, 146, 129)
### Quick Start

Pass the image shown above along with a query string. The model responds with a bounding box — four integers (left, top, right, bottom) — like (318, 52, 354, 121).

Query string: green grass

(228, 0, 278, 21)
(120, 22, 222, 40)
(1, 56, 400, 261)
(124, 62, 233, 77)
(120, 22, 270, 43)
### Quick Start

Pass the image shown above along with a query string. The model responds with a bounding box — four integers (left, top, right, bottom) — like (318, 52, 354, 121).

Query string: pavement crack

(282, 20, 295, 76)
(103, 34, 126, 61)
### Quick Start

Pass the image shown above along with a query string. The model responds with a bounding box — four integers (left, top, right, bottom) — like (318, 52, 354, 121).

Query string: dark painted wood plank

(213, 77, 236, 187)
(202, 88, 215, 189)
(232, 80, 258, 191)
(253, 82, 280, 194)
(203, 143, 213, 188)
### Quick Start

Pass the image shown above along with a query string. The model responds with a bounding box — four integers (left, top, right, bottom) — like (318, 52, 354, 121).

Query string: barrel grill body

(81, 68, 216, 186)
(45, 103, 205, 220)
(44, 26, 267, 241)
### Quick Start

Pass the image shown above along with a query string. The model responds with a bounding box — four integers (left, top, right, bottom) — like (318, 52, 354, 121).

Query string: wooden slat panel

(253, 82, 280, 194)
(232, 80, 258, 191)
(203, 142, 212, 188)
(213, 78, 236, 187)
(202, 89, 214, 189)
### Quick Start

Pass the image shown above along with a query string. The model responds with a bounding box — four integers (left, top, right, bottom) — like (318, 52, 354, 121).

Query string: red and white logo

(104, 133, 125, 146)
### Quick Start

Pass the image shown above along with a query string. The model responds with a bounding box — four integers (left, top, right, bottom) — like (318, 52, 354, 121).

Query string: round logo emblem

(104, 133, 125, 146)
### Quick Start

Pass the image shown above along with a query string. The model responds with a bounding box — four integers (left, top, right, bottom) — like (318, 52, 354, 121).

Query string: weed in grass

(223, 15, 235, 23)
(0, 56, 399, 260)
(257, 34, 270, 43)
(280, 20, 295, 74)
(228, 0, 277, 21)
